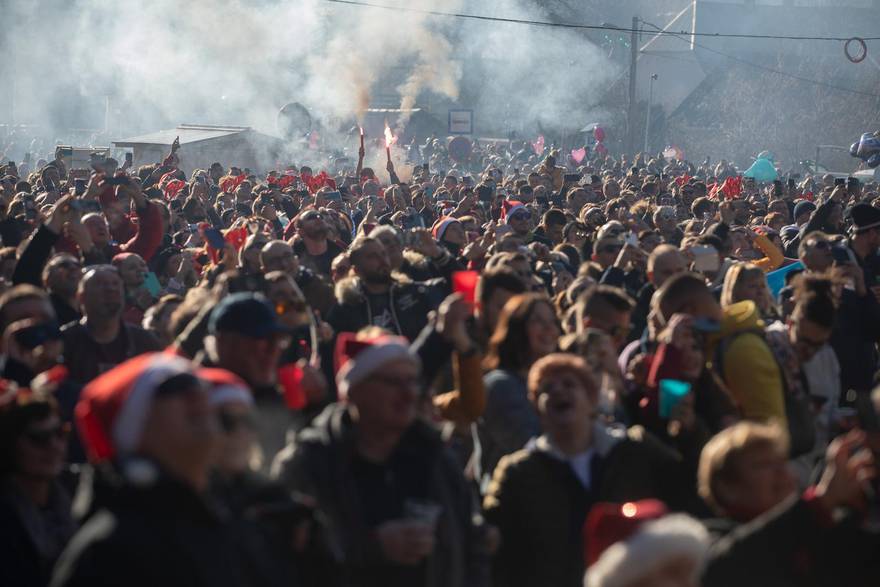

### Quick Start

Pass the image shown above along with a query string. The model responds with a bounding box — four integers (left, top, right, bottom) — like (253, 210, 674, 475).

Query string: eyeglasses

(573, 231, 589, 239)
(23, 423, 69, 448)
(218, 410, 257, 434)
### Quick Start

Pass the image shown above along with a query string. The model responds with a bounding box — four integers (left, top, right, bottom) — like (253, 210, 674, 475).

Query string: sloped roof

(113, 124, 256, 147)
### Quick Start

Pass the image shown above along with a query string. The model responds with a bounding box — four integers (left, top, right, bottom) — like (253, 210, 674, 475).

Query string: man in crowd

(61, 266, 160, 385)
(273, 334, 489, 587)
(51, 354, 248, 587)
(327, 236, 441, 341)
(292, 209, 345, 278)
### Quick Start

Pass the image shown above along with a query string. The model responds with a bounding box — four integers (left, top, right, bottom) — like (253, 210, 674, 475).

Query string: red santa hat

(334, 332, 420, 399)
(431, 216, 461, 241)
(584, 500, 709, 587)
(75, 354, 197, 463)
(197, 367, 253, 407)
(501, 200, 528, 224)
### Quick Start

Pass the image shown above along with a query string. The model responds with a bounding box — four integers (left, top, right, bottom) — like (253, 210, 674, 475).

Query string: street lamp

(644, 73, 658, 154)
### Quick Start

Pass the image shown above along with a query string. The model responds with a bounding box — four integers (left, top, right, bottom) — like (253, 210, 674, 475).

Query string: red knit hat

(501, 200, 528, 224)
(431, 216, 461, 241)
(75, 354, 196, 463)
(197, 368, 252, 407)
(333, 332, 419, 399)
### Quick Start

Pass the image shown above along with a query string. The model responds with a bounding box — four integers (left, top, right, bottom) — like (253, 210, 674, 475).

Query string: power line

(325, 0, 880, 43)
(639, 20, 880, 99)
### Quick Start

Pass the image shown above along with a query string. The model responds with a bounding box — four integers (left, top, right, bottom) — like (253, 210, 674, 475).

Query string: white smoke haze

(4, 0, 615, 161)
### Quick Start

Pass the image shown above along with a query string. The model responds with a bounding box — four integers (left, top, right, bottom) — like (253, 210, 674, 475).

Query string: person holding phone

(799, 230, 880, 401)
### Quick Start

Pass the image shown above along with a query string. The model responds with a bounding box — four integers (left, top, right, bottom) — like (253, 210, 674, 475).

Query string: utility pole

(644, 74, 657, 153)
(627, 16, 639, 157)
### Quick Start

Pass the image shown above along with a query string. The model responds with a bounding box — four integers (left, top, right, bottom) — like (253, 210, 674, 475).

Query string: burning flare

(384, 123, 396, 148)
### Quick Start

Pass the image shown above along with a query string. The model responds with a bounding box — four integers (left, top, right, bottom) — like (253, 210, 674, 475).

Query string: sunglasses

(23, 423, 69, 448)
(218, 411, 257, 434)
(807, 240, 831, 250)
(599, 244, 623, 254)
(510, 212, 531, 221)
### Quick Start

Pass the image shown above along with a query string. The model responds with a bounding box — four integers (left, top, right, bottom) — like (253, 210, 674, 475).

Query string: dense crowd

(1, 129, 880, 587)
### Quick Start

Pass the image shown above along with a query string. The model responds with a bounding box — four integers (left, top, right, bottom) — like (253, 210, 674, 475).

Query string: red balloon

(593, 126, 606, 142)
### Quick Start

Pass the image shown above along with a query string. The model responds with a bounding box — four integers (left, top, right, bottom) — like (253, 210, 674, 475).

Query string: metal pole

(627, 16, 639, 157)
(815, 145, 820, 174)
(644, 74, 657, 153)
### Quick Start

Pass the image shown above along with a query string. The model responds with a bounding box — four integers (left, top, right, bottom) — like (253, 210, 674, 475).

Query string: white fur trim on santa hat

(112, 355, 195, 457)
(209, 384, 253, 407)
(336, 338, 419, 399)
(503, 203, 526, 224)
(585, 514, 709, 587)
(433, 217, 460, 241)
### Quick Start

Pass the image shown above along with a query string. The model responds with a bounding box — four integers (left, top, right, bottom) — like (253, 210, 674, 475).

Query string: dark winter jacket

(50, 461, 248, 587)
(0, 480, 76, 587)
(829, 287, 880, 394)
(209, 470, 339, 587)
(271, 404, 490, 587)
(483, 425, 690, 587)
(703, 492, 880, 587)
(326, 277, 445, 341)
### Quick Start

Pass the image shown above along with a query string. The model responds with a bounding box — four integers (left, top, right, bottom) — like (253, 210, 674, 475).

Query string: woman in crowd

(0, 386, 76, 587)
(721, 262, 777, 320)
(478, 293, 560, 480)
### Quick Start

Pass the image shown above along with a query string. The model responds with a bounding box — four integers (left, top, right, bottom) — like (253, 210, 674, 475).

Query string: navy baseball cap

(208, 293, 290, 338)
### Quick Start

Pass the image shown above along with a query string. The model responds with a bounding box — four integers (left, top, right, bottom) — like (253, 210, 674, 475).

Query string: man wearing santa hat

(272, 332, 489, 587)
(51, 354, 248, 587)
(501, 200, 533, 241)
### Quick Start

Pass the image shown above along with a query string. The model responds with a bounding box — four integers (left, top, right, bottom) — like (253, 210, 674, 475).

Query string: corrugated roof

(113, 124, 253, 147)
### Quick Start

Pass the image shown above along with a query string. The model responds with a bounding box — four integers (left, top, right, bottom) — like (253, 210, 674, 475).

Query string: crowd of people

(1, 129, 880, 587)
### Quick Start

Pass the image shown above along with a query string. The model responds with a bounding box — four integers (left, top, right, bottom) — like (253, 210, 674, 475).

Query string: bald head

(79, 266, 124, 321)
(648, 245, 687, 288)
(260, 240, 298, 274)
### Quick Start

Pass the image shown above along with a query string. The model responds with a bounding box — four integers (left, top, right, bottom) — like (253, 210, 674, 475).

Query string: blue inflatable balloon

(744, 157, 778, 182)
(851, 131, 880, 167)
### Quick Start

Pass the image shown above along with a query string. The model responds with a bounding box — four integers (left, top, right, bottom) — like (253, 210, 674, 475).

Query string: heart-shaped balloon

(532, 135, 545, 156)
(571, 147, 586, 164)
